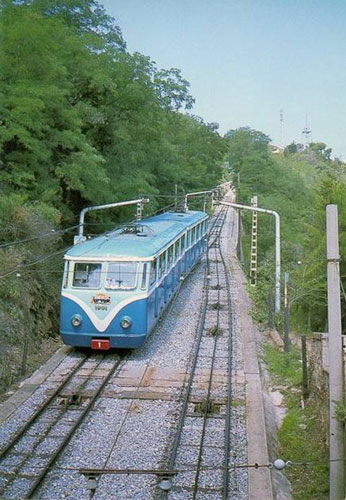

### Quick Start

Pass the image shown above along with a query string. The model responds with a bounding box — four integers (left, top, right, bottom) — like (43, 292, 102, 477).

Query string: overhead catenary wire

(0, 193, 208, 250)
(0, 225, 79, 249)
(0, 247, 72, 280)
(0, 198, 210, 280)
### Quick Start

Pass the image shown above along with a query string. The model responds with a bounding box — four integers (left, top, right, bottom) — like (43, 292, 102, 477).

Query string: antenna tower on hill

(302, 114, 312, 148)
(280, 108, 284, 149)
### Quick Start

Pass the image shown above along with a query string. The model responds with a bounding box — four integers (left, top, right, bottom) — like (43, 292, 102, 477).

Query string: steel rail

(165, 252, 210, 473)
(219, 215, 234, 499)
(0, 354, 88, 460)
(192, 226, 224, 499)
(0, 355, 123, 499)
(161, 205, 229, 498)
(25, 356, 123, 499)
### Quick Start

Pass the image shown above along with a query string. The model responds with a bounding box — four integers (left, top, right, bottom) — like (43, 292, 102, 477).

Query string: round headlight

(120, 316, 132, 329)
(71, 314, 82, 327)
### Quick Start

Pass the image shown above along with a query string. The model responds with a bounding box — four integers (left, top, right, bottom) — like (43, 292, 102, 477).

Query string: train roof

(65, 210, 208, 261)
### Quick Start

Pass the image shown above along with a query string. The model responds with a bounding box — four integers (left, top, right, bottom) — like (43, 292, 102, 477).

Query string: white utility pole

(217, 201, 281, 312)
(326, 204, 345, 500)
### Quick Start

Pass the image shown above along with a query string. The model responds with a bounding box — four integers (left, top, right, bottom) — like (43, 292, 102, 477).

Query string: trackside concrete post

(326, 204, 345, 500)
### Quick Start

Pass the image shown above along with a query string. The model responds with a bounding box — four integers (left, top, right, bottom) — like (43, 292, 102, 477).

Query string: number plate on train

(91, 339, 110, 350)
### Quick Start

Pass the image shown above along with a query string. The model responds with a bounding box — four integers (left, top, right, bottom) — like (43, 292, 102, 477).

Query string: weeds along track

(0, 353, 123, 499)
(160, 205, 235, 499)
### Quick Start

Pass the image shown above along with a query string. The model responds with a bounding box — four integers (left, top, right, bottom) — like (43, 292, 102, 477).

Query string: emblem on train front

(91, 293, 111, 306)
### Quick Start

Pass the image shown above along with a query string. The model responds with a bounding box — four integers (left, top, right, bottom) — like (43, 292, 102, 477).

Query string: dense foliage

(0, 0, 225, 220)
(226, 128, 346, 333)
(0, 0, 227, 389)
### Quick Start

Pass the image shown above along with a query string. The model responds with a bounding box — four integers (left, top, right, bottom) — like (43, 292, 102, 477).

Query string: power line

(0, 225, 79, 249)
(0, 201, 209, 280)
(0, 247, 71, 280)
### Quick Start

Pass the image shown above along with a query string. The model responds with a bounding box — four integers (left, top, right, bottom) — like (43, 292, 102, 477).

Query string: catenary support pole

(217, 201, 281, 312)
(267, 289, 273, 328)
(326, 204, 345, 500)
(301, 335, 309, 400)
(184, 190, 213, 212)
(283, 271, 290, 352)
(76, 198, 149, 244)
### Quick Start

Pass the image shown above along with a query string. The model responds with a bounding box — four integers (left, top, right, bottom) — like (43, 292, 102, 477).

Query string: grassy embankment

(264, 343, 328, 500)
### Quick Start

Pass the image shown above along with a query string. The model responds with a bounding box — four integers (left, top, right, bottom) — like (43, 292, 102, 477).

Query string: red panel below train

(91, 339, 110, 350)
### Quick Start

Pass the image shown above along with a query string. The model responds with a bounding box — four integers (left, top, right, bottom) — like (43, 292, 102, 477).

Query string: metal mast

(250, 195, 258, 286)
(302, 114, 311, 148)
(279, 108, 284, 149)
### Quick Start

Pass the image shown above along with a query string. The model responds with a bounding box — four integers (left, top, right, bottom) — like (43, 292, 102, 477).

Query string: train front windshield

(72, 263, 102, 288)
(105, 262, 138, 290)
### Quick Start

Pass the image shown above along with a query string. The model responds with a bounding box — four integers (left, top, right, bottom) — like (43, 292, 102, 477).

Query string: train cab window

(141, 263, 148, 290)
(73, 263, 101, 288)
(105, 262, 137, 290)
(63, 261, 70, 288)
(168, 246, 174, 268)
(150, 259, 157, 286)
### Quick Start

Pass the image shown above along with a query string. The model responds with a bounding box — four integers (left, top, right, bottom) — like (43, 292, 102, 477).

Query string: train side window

(168, 246, 174, 268)
(182, 234, 186, 251)
(150, 259, 157, 286)
(192, 227, 196, 243)
(158, 252, 166, 278)
(174, 241, 180, 260)
(63, 261, 70, 288)
(105, 262, 137, 289)
(141, 263, 148, 290)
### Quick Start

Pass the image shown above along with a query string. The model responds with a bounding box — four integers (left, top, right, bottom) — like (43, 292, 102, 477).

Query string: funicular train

(60, 209, 209, 349)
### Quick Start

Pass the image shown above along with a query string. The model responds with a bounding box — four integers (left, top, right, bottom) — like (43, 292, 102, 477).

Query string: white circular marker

(159, 479, 172, 491)
(273, 459, 286, 470)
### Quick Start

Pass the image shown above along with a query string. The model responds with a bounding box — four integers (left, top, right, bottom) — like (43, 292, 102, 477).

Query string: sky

(101, 0, 346, 159)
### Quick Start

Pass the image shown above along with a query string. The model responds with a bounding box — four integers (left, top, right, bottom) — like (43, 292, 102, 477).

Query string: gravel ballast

(0, 203, 251, 499)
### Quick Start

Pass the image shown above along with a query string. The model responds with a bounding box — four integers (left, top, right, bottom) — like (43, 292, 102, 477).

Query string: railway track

(158, 205, 235, 498)
(0, 205, 244, 499)
(0, 353, 123, 499)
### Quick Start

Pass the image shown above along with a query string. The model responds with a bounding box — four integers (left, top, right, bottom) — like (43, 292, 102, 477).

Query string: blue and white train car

(60, 210, 209, 349)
